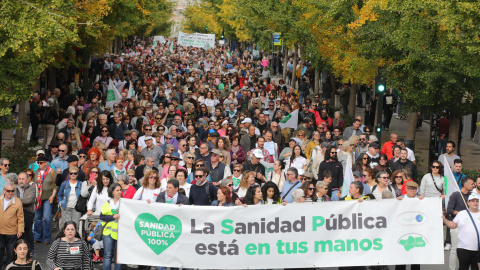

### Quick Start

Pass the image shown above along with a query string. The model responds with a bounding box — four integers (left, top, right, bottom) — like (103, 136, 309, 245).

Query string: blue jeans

(300, 92, 306, 105)
(438, 137, 448, 154)
(103, 234, 122, 270)
(34, 200, 52, 243)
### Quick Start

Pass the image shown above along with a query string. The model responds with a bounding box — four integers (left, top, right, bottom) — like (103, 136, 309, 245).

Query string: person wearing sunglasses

(318, 145, 343, 197)
(57, 166, 82, 226)
(55, 155, 86, 189)
(419, 160, 445, 200)
(33, 155, 57, 245)
(0, 182, 24, 269)
(301, 181, 318, 202)
(371, 171, 395, 200)
(188, 167, 217, 206)
(50, 144, 69, 174)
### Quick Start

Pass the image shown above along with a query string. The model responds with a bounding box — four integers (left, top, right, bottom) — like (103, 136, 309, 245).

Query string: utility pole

(375, 68, 386, 146)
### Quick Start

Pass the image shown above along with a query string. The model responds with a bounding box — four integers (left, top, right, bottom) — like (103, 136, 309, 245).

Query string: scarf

(35, 167, 51, 210)
(165, 192, 178, 204)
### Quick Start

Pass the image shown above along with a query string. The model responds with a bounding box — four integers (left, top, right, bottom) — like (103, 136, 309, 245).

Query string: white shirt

(286, 156, 307, 175)
(87, 186, 110, 214)
(3, 197, 12, 212)
(180, 183, 192, 198)
(138, 136, 157, 150)
(406, 147, 416, 162)
(453, 210, 480, 251)
(66, 182, 77, 208)
(133, 186, 161, 201)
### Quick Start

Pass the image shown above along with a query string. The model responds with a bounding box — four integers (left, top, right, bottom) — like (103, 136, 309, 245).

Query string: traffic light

(376, 124, 382, 133)
(375, 74, 386, 93)
(221, 28, 225, 39)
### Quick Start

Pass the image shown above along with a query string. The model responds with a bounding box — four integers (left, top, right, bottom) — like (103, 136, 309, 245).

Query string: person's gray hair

(0, 158, 9, 166)
(106, 149, 116, 156)
(117, 174, 129, 184)
(291, 189, 304, 202)
(6, 173, 18, 185)
(169, 125, 178, 132)
(71, 141, 77, 147)
(47, 98, 55, 105)
(32, 93, 39, 99)
(369, 135, 378, 142)
(166, 144, 174, 151)
(287, 167, 298, 178)
(4, 182, 14, 189)
(145, 156, 154, 162)
(99, 114, 107, 120)
(18, 172, 28, 179)
(128, 149, 138, 155)
(316, 181, 328, 190)
(220, 178, 233, 187)
(351, 181, 364, 194)
(113, 112, 120, 118)
(382, 190, 395, 199)
(334, 111, 341, 117)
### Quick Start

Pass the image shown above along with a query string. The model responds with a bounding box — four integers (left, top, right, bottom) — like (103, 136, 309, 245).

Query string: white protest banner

(279, 109, 299, 130)
(118, 198, 443, 268)
(341, 157, 354, 197)
(178, 31, 215, 49)
(152, 35, 166, 48)
(106, 79, 122, 108)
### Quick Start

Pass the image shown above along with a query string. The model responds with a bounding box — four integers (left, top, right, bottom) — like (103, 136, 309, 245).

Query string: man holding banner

(446, 176, 475, 270)
(443, 193, 480, 270)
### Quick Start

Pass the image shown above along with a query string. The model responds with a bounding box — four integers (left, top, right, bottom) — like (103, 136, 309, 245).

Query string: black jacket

(318, 160, 343, 193)
(242, 161, 265, 185)
(156, 191, 190, 205)
(391, 159, 418, 182)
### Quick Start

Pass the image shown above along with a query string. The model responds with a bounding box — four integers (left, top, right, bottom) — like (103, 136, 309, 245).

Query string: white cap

(468, 193, 479, 201)
(241, 118, 252, 124)
(251, 149, 263, 159)
(36, 150, 45, 155)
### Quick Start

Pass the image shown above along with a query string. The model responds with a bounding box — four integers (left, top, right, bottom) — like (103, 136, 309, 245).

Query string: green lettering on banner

(106, 89, 115, 101)
(280, 114, 291, 124)
(134, 213, 182, 255)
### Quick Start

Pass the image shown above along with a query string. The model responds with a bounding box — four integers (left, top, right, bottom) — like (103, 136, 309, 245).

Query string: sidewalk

(377, 112, 480, 173)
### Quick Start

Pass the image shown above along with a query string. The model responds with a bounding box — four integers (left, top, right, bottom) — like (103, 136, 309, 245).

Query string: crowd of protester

(0, 37, 479, 270)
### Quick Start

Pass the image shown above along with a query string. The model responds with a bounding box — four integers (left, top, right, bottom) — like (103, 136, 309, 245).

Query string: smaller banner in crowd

(152, 36, 166, 47)
(177, 31, 216, 49)
(117, 198, 443, 268)
(279, 109, 299, 129)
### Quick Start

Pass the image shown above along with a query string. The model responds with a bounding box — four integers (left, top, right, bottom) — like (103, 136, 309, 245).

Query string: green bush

(463, 169, 479, 179)
(2, 143, 35, 174)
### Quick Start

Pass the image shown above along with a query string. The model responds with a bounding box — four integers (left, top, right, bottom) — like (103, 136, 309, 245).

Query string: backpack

(41, 107, 54, 124)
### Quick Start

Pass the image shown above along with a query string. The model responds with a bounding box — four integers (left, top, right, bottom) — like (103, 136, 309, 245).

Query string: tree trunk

(314, 69, 320, 94)
(282, 47, 288, 83)
(48, 67, 56, 90)
(292, 43, 298, 89)
(348, 84, 357, 118)
(329, 71, 336, 102)
(299, 44, 304, 82)
(406, 112, 419, 141)
(449, 112, 461, 155)
(14, 101, 26, 148)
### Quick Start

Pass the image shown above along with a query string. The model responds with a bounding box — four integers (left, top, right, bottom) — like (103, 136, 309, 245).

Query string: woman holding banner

(100, 183, 122, 270)
(243, 185, 265, 205)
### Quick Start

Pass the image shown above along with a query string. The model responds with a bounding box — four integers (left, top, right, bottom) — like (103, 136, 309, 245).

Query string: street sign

(273, 33, 281, 46)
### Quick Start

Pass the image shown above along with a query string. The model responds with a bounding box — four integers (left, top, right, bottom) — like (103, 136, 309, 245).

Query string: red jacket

(122, 185, 137, 199)
(381, 141, 395, 160)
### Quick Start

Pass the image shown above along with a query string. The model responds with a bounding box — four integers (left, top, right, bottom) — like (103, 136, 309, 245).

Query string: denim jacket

(58, 180, 82, 209)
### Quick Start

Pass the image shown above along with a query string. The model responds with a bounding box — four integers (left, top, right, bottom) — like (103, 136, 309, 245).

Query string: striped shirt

(47, 238, 90, 270)
(5, 260, 42, 270)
